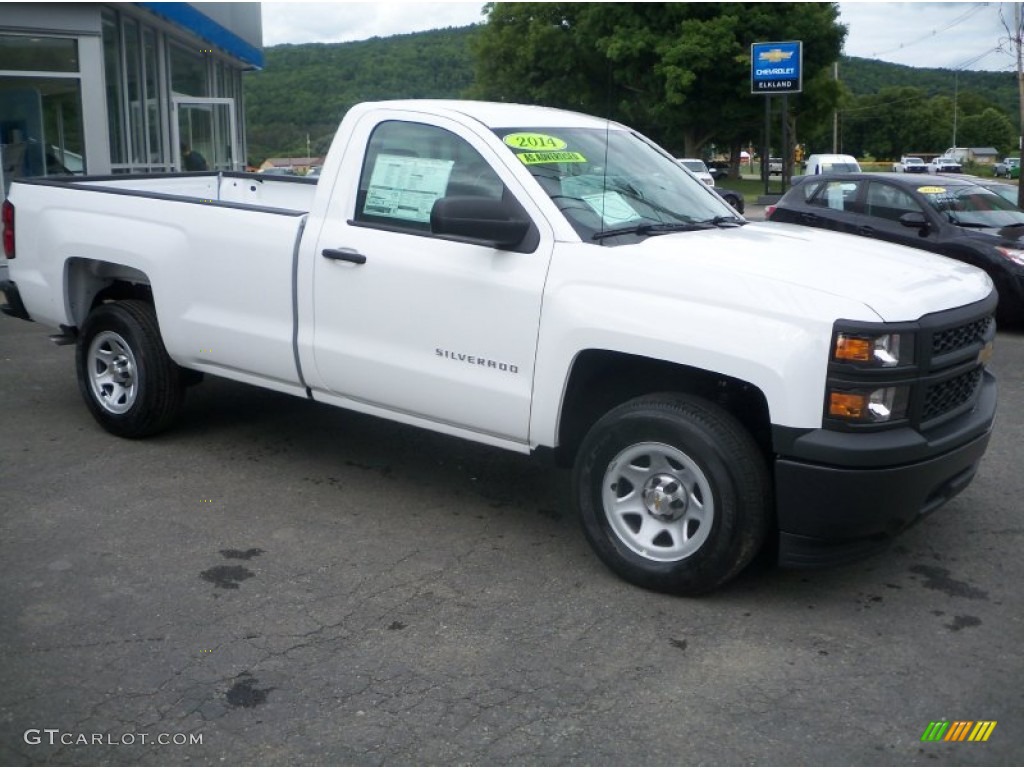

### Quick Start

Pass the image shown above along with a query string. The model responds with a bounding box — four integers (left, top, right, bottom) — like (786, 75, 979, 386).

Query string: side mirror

(431, 197, 530, 249)
(899, 211, 931, 232)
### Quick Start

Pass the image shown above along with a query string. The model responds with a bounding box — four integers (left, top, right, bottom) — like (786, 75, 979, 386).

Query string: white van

(803, 153, 861, 175)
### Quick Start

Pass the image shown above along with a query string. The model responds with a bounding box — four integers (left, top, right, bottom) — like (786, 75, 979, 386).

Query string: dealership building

(1, 2, 263, 196)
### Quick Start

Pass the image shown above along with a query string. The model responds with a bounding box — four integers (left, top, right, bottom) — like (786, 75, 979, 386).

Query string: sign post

(751, 41, 803, 195)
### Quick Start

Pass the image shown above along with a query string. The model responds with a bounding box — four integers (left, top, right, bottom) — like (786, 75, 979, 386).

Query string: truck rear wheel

(76, 300, 184, 437)
(573, 394, 769, 595)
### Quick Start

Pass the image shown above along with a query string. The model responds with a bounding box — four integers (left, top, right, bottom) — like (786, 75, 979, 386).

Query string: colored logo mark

(921, 721, 997, 742)
(759, 48, 794, 64)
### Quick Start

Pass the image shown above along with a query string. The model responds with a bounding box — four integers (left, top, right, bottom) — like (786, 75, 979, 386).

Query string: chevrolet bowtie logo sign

(759, 48, 794, 64)
(751, 41, 803, 94)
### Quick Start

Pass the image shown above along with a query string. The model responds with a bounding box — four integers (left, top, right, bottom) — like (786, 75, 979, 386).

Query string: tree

(958, 107, 1015, 151)
(471, 2, 847, 159)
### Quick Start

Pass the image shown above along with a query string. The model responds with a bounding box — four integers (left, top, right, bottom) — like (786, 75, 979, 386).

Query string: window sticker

(917, 186, 947, 194)
(517, 151, 587, 165)
(581, 191, 640, 226)
(503, 133, 568, 151)
(363, 154, 454, 222)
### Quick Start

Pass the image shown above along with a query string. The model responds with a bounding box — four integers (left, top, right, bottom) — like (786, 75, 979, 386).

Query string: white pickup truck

(892, 156, 927, 173)
(0, 100, 998, 595)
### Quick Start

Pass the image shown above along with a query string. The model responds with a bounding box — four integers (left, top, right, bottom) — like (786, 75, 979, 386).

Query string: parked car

(674, 159, 744, 211)
(766, 172, 1024, 323)
(928, 156, 963, 174)
(715, 188, 745, 214)
(994, 157, 1020, 179)
(707, 160, 731, 181)
(960, 176, 1020, 207)
(893, 156, 927, 173)
(803, 153, 861, 176)
(258, 166, 299, 176)
(676, 158, 715, 187)
(768, 157, 783, 175)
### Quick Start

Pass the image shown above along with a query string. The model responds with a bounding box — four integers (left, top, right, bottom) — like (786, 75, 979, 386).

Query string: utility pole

(952, 71, 959, 150)
(832, 61, 839, 153)
(1017, 3, 1024, 208)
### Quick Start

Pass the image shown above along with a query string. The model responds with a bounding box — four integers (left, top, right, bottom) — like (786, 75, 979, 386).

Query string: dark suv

(766, 173, 1024, 324)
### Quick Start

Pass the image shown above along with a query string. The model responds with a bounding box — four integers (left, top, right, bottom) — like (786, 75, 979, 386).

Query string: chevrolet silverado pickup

(0, 100, 999, 595)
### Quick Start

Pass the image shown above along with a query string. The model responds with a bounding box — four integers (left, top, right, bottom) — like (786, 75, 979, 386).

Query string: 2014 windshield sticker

(517, 151, 587, 165)
(503, 133, 568, 151)
(918, 186, 947, 194)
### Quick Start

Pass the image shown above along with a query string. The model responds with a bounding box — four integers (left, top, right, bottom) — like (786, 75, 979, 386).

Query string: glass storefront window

(0, 34, 78, 72)
(169, 43, 207, 97)
(101, 11, 126, 165)
(143, 28, 164, 166)
(1, 77, 85, 194)
(124, 17, 145, 165)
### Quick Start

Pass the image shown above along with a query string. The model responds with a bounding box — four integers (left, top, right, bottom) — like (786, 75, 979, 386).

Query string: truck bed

(8, 173, 313, 396)
(69, 171, 318, 214)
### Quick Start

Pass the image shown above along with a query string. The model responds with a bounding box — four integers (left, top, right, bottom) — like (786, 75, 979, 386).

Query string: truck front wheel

(573, 394, 769, 595)
(76, 300, 184, 437)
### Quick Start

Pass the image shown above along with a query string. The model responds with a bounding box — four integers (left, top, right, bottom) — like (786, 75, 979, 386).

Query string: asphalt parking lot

(1, 311, 1022, 766)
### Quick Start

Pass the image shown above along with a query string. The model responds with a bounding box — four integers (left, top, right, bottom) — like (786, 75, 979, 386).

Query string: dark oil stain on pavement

(909, 565, 988, 600)
(226, 672, 274, 707)
(946, 615, 982, 631)
(220, 548, 265, 560)
(201, 565, 255, 589)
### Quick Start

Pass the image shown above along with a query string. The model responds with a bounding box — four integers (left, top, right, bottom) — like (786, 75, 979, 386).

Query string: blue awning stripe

(137, 2, 264, 69)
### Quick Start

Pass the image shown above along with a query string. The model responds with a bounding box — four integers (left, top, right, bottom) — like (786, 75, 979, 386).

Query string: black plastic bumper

(0, 279, 31, 321)
(774, 372, 997, 568)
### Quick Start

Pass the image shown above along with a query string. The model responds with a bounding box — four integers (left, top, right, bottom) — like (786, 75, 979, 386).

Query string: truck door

(308, 114, 554, 445)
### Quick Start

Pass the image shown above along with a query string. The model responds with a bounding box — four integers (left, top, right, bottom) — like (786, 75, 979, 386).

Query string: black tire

(76, 300, 184, 437)
(573, 393, 770, 596)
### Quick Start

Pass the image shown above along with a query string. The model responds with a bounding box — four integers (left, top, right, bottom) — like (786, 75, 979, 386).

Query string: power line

(866, 3, 989, 58)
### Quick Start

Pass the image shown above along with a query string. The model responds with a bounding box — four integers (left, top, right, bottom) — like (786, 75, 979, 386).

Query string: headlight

(827, 385, 910, 423)
(995, 246, 1024, 267)
(833, 331, 914, 367)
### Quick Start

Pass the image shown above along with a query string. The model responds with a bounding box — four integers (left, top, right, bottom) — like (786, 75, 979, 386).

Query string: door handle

(321, 248, 367, 264)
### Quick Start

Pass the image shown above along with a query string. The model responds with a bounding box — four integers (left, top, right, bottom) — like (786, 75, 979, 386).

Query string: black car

(716, 188, 745, 214)
(766, 172, 1024, 324)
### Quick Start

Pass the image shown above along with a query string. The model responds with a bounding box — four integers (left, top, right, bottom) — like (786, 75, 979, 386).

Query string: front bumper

(774, 371, 997, 568)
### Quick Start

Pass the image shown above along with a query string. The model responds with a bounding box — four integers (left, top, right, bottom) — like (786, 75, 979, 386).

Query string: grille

(932, 317, 993, 357)
(923, 368, 983, 422)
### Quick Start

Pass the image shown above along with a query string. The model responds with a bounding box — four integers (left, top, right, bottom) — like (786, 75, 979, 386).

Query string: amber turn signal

(834, 335, 872, 362)
(829, 392, 866, 419)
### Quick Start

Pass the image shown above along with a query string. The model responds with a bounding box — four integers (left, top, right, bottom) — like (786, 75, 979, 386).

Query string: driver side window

(354, 120, 505, 233)
(865, 182, 922, 222)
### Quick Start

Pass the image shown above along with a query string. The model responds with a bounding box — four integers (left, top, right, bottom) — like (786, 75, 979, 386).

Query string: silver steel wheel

(86, 330, 139, 415)
(602, 441, 714, 562)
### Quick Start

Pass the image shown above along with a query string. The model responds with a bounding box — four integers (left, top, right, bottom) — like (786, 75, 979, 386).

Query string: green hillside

(242, 24, 1017, 163)
(243, 26, 479, 163)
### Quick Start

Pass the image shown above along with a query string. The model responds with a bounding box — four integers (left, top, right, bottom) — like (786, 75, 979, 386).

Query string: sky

(260, 1, 1017, 73)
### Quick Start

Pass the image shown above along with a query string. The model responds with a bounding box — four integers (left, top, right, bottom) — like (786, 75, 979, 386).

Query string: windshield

(679, 160, 708, 173)
(495, 127, 740, 243)
(822, 162, 859, 173)
(918, 183, 1024, 228)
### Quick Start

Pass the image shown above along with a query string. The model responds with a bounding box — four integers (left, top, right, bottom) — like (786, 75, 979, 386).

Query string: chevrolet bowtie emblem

(759, 48, 794, 63)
